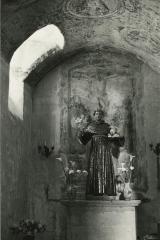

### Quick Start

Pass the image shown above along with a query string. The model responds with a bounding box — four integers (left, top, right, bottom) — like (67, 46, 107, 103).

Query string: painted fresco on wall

(65, 0, 140, 18)
(66, 0, 120, 17)
(67, 52, 133, 153)
(60, 50, 147, 191)
(122, 29, 160, 56)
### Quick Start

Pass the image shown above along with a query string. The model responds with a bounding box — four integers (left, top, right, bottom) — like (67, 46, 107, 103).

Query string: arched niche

(30, 46, 157, 192)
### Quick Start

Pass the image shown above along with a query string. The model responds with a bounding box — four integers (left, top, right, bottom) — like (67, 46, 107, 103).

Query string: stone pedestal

(62, 200, 141, 240)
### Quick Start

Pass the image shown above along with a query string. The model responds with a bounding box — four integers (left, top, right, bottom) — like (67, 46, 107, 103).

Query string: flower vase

(129, 183, 138, 200)
(123, 182, 132, 200)
(116, 181, 125, 200)
(23, 235, 35, 240)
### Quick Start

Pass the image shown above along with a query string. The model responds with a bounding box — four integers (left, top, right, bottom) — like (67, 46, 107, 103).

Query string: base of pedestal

(62, 200, 141, 240)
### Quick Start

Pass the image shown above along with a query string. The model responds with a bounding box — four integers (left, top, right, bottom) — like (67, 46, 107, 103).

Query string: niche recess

(31, 47, 147, 192)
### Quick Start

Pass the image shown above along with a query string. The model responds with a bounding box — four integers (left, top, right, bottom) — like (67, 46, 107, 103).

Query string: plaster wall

(29, 67, 67, 240)
(1, 56, 32, 240)
(137, 64, 160, 236)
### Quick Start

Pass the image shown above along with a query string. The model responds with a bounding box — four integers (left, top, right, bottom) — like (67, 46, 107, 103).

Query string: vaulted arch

(8, 24, 65, 119)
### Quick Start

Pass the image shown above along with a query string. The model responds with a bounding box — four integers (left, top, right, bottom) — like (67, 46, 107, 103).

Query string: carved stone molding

(61, 199, 141, 208)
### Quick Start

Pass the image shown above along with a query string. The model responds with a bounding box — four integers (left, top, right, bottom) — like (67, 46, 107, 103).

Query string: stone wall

(1, 56, 32, 240)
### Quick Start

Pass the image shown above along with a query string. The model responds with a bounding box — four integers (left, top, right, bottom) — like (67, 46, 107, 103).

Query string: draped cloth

(78, 120, 117, 196)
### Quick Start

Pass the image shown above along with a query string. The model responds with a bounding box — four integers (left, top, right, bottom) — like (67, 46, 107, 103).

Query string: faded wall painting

(60, 49, 147, 191)
(32, 49, 147, 194)
(65, 0, 140, 18)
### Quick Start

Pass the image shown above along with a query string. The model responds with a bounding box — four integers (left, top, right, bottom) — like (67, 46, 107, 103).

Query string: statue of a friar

(78, 108, 124, 197)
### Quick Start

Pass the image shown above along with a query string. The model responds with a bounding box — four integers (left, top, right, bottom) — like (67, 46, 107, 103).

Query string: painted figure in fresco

(78, 109, 124, 196)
